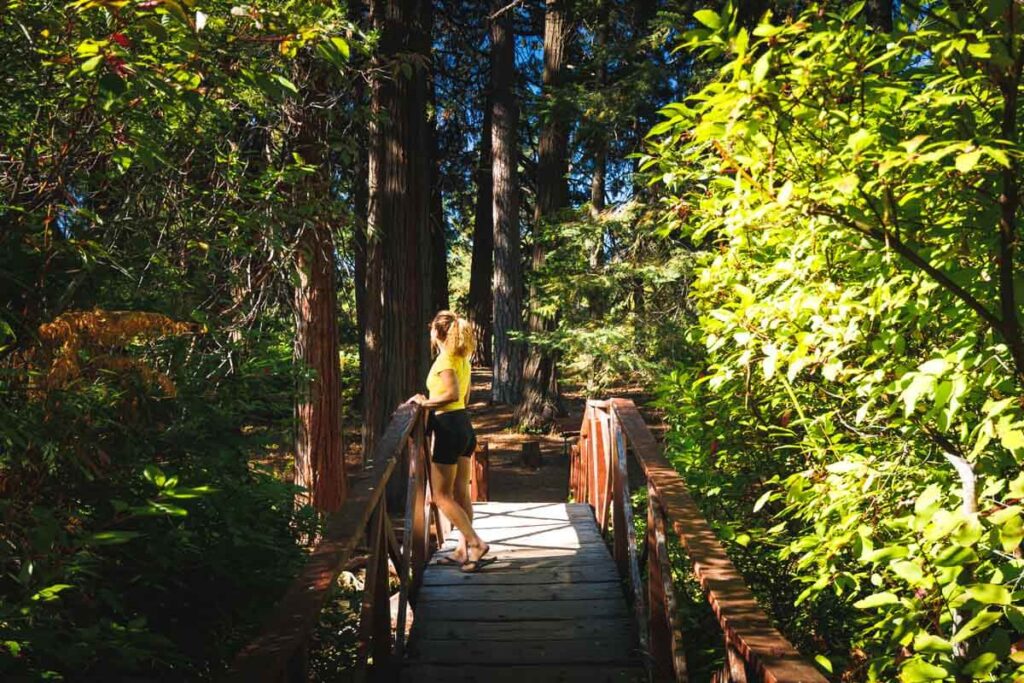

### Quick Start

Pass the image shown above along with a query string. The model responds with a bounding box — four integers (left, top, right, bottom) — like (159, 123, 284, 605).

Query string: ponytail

(431, 310, 477, 359)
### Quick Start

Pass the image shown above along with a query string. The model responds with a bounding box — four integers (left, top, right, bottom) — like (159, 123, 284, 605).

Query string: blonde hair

(431, 310, 476, 358)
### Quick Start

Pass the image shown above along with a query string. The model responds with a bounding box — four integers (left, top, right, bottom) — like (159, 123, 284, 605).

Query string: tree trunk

(468, 91, 494, 368)
(516, 0, 572, 431)
(630, 0, 658, 196)
(293, 223, 345, 513)
(589, 0, 609, 219)
(865, 0, 893, 31)
(490, 0, 524, 405)
(364, 0, 432, 478)
(587, 0, 609, 317)
(350, 0, 370, 442)
(290, 65, 345, 513)
(428, 68, 449, 317)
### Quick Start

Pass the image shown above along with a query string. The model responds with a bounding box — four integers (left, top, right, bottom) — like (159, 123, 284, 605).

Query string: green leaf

(913, 632, 952, 654)
(899, 657, 950, 682)
(955, 149, 982, 173)
(753, 490, 774, 513)
(848, 129, 876, 154)
(80, 55, 104, 73)
(996, 417, 1024, 452)
(892, 560, 926, 586)
(1006, 606, 1024, 632)
(914, 485, 942, 518)
(966, 43, 991, 59)
(694, 9, 722, 29)
(30, 584, 73, 602)
(274, 74, 299, 94)
(143, 465, 166, 487)
(862, 545, 908, 563)
(961, 583, 1011, 606)
(814, 654, 833, 673)
(961, 651, 998, 677)
(834, 174, 859, 195)
(854, 591, 899, 609)
(83, 530, 142, 545)
(933, 544, 978, 566)
(752, 52, 770, 83)
(951, 609, 1001, 643)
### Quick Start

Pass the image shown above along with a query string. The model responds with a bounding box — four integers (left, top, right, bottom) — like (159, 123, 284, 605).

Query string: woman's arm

(408, 369, 458, 408)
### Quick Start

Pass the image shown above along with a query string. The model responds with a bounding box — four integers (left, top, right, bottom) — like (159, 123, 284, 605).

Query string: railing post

(599, 409, 614, 533)
(471, 442, 489, 502)
(611, 412, 628, 573)
(406, 412, 429, 603)
(591, 407, 606, 524)
(611, 407, 647, 655)
(646, 481, 674, 681)
(360, 497, 392, 677)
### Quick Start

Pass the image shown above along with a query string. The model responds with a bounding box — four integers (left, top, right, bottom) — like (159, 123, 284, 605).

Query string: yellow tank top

(426, 351, 471, 413)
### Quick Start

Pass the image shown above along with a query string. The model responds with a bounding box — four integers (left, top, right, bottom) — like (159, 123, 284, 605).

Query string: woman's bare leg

(451, 456, 474, 562)
(431, 461, 488, 560)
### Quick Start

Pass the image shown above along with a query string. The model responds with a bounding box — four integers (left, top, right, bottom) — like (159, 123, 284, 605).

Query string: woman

(409, 310, 493, 572)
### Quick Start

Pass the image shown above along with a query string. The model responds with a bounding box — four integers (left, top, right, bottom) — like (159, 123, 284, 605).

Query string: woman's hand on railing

(406, 394, 427, 406)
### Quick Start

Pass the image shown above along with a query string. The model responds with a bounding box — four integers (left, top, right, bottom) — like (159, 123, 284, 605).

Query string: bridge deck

(402, 502, 645, 682)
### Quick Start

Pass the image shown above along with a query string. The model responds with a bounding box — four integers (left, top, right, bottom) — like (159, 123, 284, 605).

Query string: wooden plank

(445, 546, 613, 563)
(411, 617, 635, 642)
(401, 664, 646, 683)
(407, 637, 637, 665)
(228, 403, 419, 683)
(611, 399, 828, 683)
(417, 581, 623, 602)
(422, 564, 619, 585)
(412, 598, 630, 621)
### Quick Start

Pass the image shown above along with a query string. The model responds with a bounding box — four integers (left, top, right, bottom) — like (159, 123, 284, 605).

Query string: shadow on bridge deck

(401, 502, 646, 682)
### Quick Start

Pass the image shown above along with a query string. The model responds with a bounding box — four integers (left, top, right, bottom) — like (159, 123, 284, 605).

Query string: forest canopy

(2, 0, 1024, 681)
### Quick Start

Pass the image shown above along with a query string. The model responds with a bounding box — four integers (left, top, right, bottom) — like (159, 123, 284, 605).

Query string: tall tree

(589, 0, 610, 217)
(515, 0, 572, 429)
(428, 75, 450, 317)
(490, 0, 525, 404)
(468, 89, 494, 368)
(364, 0, 432, 466)
(289, 65, 346, 513)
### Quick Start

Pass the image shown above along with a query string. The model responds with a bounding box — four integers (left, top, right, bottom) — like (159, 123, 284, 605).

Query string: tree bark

(293, 222, 345, 513)
(350, 0, 370, 441)
(468, 90, 494, 368)
(515, 0, 572, 431)
(490, 0, 524, 405)
(364, 0, 432, 477)
(289, 65, 345, 513)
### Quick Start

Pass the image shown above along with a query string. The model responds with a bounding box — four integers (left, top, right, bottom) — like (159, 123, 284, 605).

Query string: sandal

(460, 543, 494, 573)
(460, 556, 497, 573)
(433, 554, 465, 566)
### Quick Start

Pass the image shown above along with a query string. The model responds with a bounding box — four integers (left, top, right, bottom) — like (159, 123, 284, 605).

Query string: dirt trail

(466, 369, 662, 503)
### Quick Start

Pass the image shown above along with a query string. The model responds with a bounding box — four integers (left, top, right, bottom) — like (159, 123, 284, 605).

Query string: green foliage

(528, 202, 698, 394)
(646, 1, 1024, 680)
(0, 0, 363, 678)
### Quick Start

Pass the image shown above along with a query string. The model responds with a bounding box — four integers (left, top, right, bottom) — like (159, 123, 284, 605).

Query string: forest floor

(463, 369, 665, 503)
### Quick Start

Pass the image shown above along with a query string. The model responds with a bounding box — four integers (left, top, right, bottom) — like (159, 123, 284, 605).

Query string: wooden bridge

(229, 399, 829, 683)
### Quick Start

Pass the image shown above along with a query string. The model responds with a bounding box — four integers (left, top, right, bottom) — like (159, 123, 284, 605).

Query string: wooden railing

(228, 402, 488, 682)
(570, 399, 828, 683)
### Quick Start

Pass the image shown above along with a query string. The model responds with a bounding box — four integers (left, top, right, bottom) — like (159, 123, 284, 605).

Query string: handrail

(570, 398, 827, 683)
(227, 402, 490, 682)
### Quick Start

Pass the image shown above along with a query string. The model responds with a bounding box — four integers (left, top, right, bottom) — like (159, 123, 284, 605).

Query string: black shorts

(428, 409, 477, 465)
